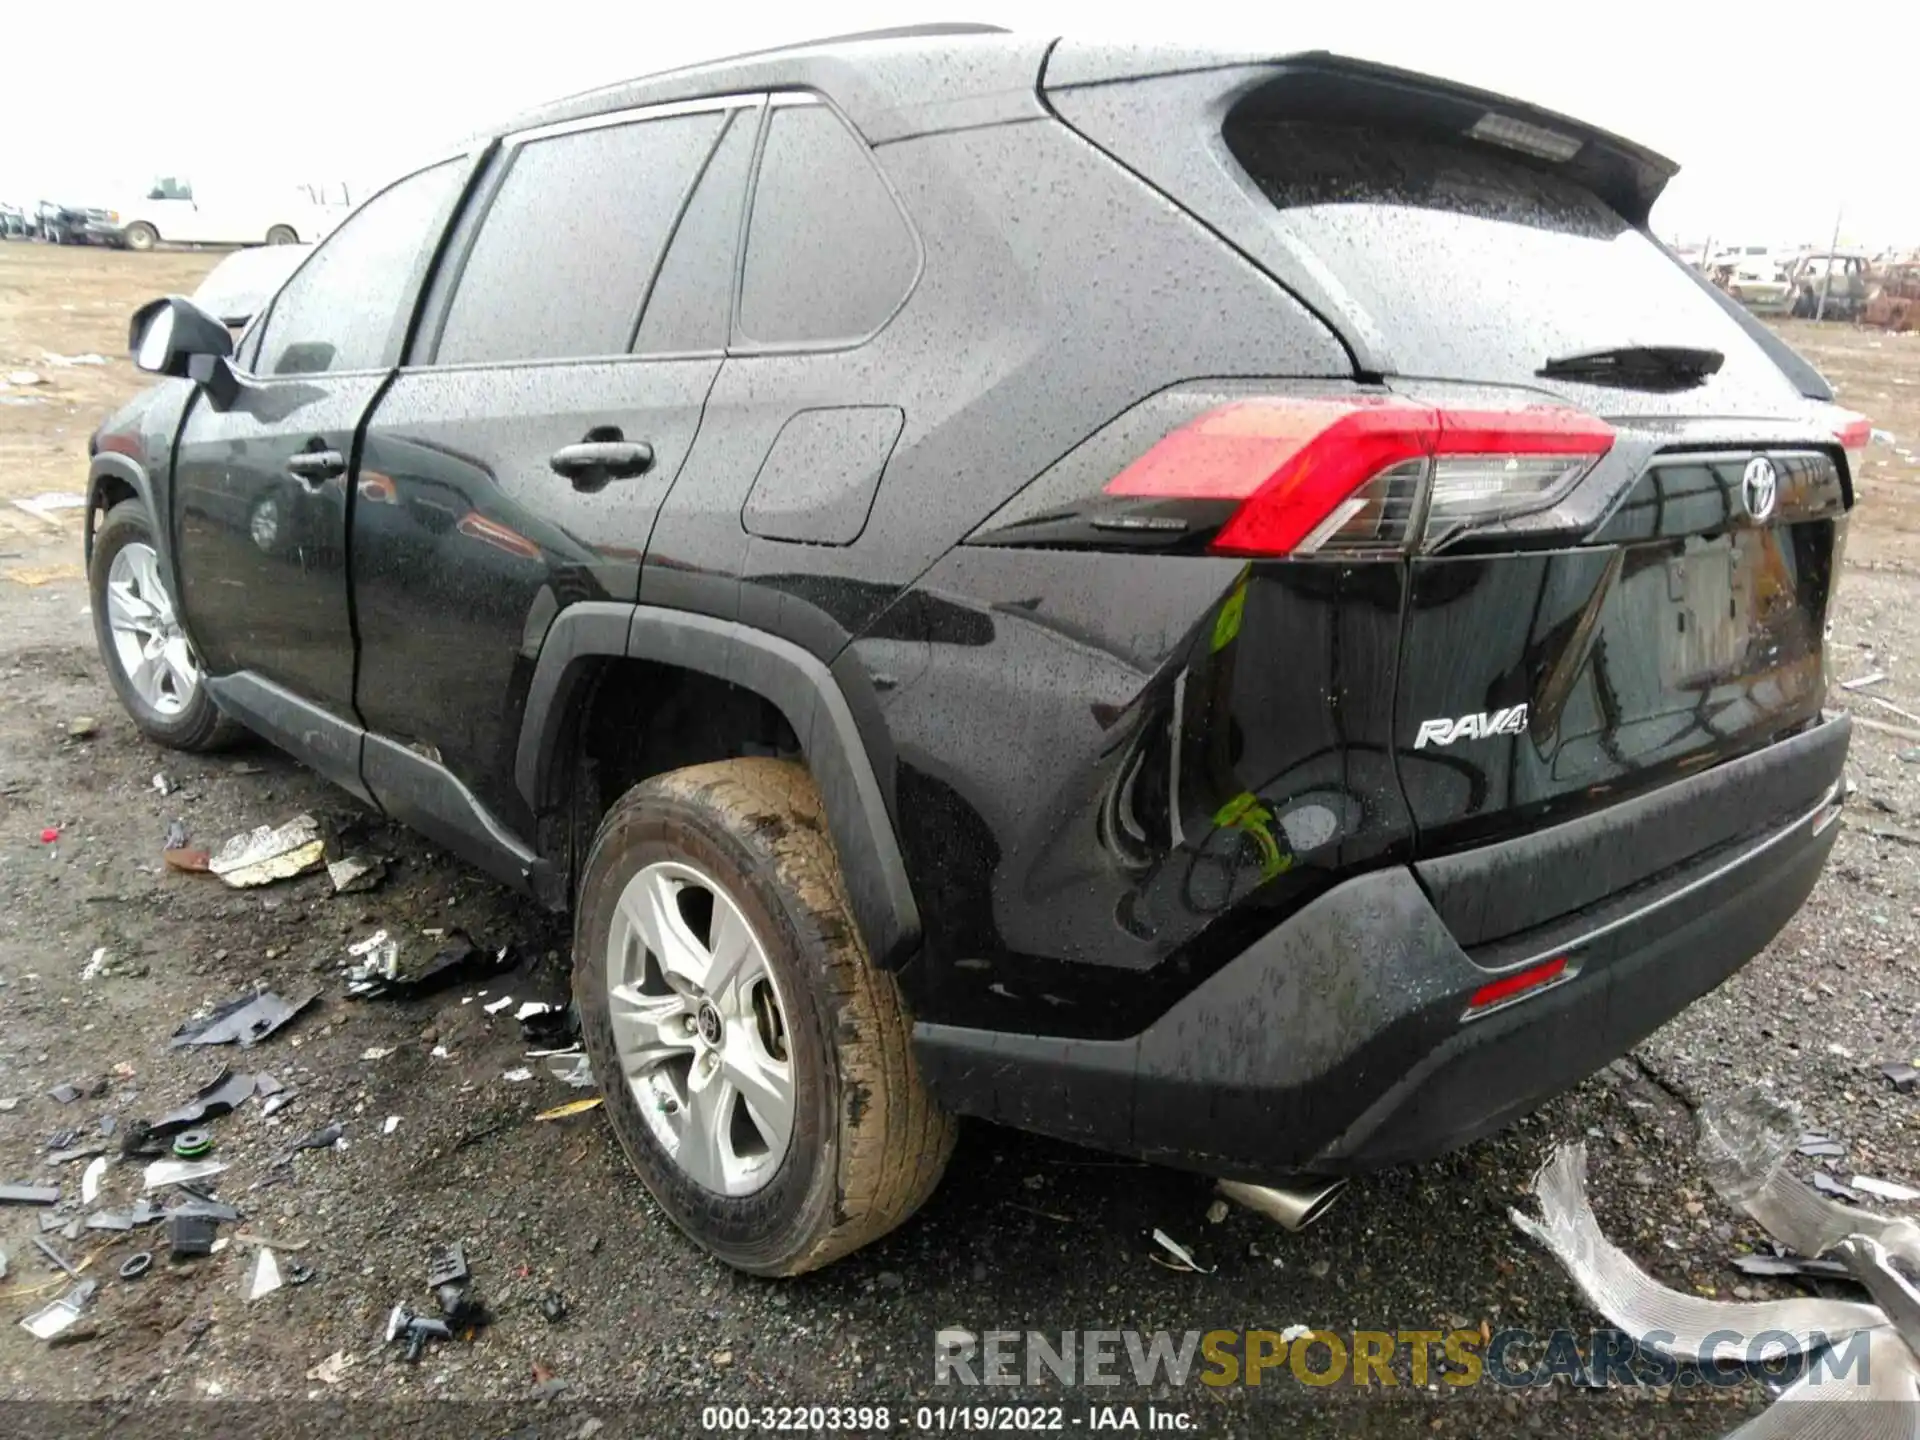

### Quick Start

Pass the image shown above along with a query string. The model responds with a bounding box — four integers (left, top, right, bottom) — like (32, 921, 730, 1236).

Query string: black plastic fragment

(47, 1084, 82, 1104)
(148, 1069, 255, 1138)
(171, 989, 318, 1048)
(166, 1197, 241, 1223)
(168, 1214, 217, 1260)
(1733, 1253, 1855, 1281)
(352, 932, 514, 1001)
(1882, 1062, 1920, 1093)
(1797, 1132, 1846, 1158)
(46, 1128, 80, 1151)
(0, 1184, 60, 1206)
(541, 1291, 567, 1323)
(520, 1002, 581, 1049)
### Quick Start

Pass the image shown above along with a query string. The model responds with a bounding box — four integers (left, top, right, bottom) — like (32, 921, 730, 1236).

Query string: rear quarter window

(736, 100, 919, 347)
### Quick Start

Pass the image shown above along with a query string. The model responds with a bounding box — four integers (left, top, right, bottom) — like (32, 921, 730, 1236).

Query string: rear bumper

(913, 714, 1848, 1180)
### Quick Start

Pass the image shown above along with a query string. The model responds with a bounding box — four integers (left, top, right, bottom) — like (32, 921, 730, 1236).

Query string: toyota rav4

(85, 26, 1860, 1274)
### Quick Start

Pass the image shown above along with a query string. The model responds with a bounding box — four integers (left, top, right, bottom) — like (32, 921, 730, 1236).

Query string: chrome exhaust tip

(1216, 1176, 1349, 1232)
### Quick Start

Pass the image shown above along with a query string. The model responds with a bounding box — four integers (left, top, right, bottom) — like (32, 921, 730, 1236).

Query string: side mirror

(130, 295, 247, 409)
(129, 295, 234, 379)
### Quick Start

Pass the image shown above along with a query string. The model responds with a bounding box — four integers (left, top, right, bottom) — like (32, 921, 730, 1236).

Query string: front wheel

(264, 225, 298, 245)
(89, 500, 240, 751)
(574, 758, 954, 1275)
(122, 221, 158, 252)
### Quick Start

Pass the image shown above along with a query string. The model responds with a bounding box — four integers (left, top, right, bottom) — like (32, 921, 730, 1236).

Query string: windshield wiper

(1537, 345, 1724, 391)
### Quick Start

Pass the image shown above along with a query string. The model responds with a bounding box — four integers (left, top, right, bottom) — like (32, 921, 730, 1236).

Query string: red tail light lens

(1104, 398, 1615, 557)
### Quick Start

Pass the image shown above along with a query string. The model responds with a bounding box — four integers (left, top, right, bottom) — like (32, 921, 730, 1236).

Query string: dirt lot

(2, 240, 1920, 1439)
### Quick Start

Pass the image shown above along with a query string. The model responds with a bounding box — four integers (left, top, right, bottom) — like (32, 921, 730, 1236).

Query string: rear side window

(257, 159, 463, 376)
(436, 111, 726, 365)
(634, 107, 757, 355)
(1224, 119, 1799, 398)
(737, 101, 918, 346)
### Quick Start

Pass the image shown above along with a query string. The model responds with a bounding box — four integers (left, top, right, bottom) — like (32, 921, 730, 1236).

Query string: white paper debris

(209, 814, 325, 888)
(1852, 1175, 1920, 1203)
(483, 995, 515, 1015)
(515, 1001, 555, 1021)
(143, 1158, 228, 1190)
(382, 1116, 399, 1135)
(360, 1046, 395, 1061)
(1149, 1228, 1214, 1274)
(308, 1350, 355, 1385)
(248, 1246, 283, 1300)
(80, 947, 109, 982)
(1280, 1323, 1312, 1343)
(81, 1155, 106, 1205)
(502, 1068, 534, 1083)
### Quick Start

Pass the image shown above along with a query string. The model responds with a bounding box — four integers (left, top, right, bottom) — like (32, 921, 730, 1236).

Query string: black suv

(86, 27, 1860, 1274)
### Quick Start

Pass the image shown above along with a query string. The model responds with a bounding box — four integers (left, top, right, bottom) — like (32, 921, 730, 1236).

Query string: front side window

(256, 159, 465, 377)
(434, 110, 726, 366)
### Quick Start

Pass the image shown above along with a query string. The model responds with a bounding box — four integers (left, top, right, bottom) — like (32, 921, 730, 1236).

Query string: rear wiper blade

(1537, 345, 1724, 391)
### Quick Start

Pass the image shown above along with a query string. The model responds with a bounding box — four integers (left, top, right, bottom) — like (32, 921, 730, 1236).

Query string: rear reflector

(1105, 398, 1614, 557)
(1464, 954, 1570, 1017)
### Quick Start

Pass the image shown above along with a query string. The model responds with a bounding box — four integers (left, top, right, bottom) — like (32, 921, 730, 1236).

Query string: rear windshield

(1224, 120, 1800, 402)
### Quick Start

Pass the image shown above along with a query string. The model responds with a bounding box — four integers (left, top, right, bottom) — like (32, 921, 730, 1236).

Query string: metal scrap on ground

(208, 814, 325, 888)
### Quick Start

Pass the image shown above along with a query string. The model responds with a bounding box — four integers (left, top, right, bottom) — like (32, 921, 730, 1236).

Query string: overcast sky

(7, 0, 1916, 247)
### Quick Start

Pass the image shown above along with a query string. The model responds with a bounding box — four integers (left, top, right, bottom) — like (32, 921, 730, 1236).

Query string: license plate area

(1659, 536, 1756, 690)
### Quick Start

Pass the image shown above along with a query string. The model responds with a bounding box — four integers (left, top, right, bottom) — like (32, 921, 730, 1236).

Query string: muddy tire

(574, 757, 954, 1275)
(265, 225, 299, 246)
(123, 222, 158, 252)
(89, 500, 241, 751)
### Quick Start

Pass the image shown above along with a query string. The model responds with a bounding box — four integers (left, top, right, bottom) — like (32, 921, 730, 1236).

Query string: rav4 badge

(1414, 704, 1530, 749)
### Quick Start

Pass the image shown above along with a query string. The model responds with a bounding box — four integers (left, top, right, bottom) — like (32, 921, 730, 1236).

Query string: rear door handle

(549, 439, 654, 489)
(286, 449, 345, 485)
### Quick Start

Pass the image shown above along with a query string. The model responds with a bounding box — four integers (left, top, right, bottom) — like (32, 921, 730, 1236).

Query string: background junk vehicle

(1787, 251, 1873, 320)
(84, 27, 1860, 1275)
(109, 175, 331, 250)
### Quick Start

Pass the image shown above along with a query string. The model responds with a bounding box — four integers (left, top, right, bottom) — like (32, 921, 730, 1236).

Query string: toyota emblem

(1741, 456, 1778, 523)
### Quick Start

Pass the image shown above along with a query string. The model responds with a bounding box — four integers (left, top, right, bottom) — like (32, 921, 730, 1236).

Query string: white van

(109, 177, 347, 250)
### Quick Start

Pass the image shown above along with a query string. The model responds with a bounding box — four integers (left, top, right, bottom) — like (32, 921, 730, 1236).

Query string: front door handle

(549, 436, 654, 491)
(286, 449, 345, 485)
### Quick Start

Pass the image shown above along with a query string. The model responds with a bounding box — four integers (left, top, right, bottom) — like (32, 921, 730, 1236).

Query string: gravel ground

(1, 243, 1917, 1438)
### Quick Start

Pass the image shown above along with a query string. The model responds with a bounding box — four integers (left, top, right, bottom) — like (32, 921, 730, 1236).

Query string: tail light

(1834, 411, 1872, 472)
(1106, 397, 1615, 557)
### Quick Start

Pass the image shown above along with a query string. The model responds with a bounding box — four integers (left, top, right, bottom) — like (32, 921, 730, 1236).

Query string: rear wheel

(574, 758, 954, 1274)
(264, 225, 298, 245)
(122, 222, 158, 252)
(88, 500, 240, 751)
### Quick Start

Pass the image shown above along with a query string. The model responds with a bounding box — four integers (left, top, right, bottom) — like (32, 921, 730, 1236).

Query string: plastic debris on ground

(19, 1281, 96, 1340)
(208, 814, 325, 888)
(143, 1067, 257, 1140)
(1813, 1172, 1866, 1203)
(169, 1213, 218, 1259)
(80, 1156, 106, 1205)
(80, 948, 109, 982)
(501, 1068, 534, 1083)
(47, 1083, 81, 1104)
(34, 1235, 79, 1276)
(1796, 1131, 1846, 1158)
(248, 1247, 283, 1300)
(327, 855, 386, 895)
(534, 1097, 603, 1122)
(143, 1158, 228, 1191)
(545, 1053, 594, 1088)
(345, 929, 514, 1000)
(520, 1002, 580, 1049)
(483, 995, 515, 1016)
(281, 1122, 345, 1163)
(0, 1184, 60, 1206)
(171, 989, 317, 1048)
(1883, 1061, 1920, 1093)
(1853, 1175, 1920, 1203)
(1148, 1229, 1213, 1274)
(382, 1116, 400, 1136)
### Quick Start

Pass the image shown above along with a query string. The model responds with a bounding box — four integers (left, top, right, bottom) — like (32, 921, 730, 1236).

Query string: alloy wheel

(105, 541, 198, 717)
(606, 860, 795, 1195)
